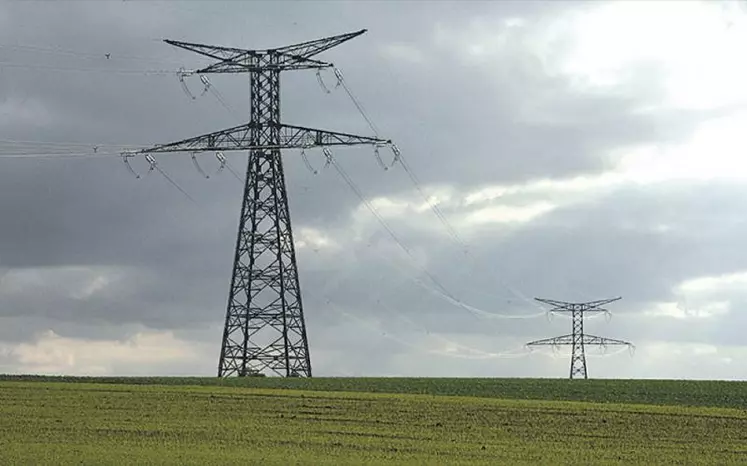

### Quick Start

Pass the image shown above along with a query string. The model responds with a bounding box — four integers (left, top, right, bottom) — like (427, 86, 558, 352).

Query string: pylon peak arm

(132, 122, 391, 154)
(164, 39, 251, 62)
(535, 297, 622, 313)
(535, 298, 572, 309)
(275, 29, 367, 59)
(164, 30, 366, 74)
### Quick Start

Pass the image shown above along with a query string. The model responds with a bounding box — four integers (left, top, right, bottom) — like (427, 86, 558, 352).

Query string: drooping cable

(328, 154, 467, 313)
(191, 152, 210, 179)
(316, 69, 331, 94)
(326, 152, 545, 323)
(201, 75, 244, 121)
(119, 153, 196, 203)
(307, 236, 517, 354)
(333, 67, 381, 137)
(177, 67, 196, 100)
(379, 251, 547, 320)
(150, 161, 197, 203)
(333, 68, 549, 311)
(300, 148, 319, 175)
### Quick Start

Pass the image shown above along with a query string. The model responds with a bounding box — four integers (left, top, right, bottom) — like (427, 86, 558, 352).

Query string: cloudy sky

(1, 0, 746, 379)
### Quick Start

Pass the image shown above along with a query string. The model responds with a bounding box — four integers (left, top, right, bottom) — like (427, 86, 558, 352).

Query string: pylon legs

(570, 342, 587, 379)
(218, 63, 311, 378)
(218, 150, 311, 377)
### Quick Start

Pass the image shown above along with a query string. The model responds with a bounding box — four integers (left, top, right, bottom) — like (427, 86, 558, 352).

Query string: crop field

(0, 378, 746, 464)
(3, 375, 747, 409)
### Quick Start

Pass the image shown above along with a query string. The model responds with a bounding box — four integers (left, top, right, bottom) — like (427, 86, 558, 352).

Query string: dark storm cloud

(1, 0, 745, 377)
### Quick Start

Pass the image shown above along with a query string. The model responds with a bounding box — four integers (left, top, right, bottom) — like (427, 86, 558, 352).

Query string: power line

(0, 152, 121, 159)
(0, 61, 175, 75)
(328, 154, 473, 312)
(195, 71, 531, 342)
(330, 68, 547, 313)
(202, 65, 539, 329)
(0, 43, 188, 66)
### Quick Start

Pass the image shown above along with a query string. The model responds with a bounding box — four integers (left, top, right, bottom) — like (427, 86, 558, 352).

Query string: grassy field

(0, 379, 746, 464)
(2, 375, 746, 409)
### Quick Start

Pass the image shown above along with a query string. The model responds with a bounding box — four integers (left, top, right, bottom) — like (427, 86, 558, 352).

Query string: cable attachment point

(333, 67, 343, 89)
(215, 151, 227, 174)
(177, 67, 196, 100)
(214, 151, 243, 182)
(144, 153, 158, 175)
(316, 69, 331, 94)
(301, 148, 318, 175)
(390, 143, 401, 167)
(120, 151, 140, 179)
(191, 152, 210, 179)
(322, 147, 333, 169)
(199, 75, 211, 97)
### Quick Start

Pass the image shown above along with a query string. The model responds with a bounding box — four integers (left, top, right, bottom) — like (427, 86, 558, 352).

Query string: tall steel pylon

(128, 30, 392, 377)
(526, 298, 633, 379)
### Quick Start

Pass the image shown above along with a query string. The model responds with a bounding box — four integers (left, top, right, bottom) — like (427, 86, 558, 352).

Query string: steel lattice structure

(130, 30, 391, 377)
(526, 298, 633, 379)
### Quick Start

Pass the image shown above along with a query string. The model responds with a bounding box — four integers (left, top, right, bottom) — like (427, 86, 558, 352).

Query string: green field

(3, 375, 746, 409)
(0, 377, 746, 464)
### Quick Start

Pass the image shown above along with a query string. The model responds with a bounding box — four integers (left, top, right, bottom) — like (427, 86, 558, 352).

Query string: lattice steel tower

(526, 298, 633, 379)
(129, 30, 391, 377)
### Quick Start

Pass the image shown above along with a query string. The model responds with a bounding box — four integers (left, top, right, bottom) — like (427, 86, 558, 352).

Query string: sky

(0, 0, 746, 379)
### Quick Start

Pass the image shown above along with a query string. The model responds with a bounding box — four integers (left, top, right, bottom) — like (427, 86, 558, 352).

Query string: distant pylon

(526, 298, 633, 379)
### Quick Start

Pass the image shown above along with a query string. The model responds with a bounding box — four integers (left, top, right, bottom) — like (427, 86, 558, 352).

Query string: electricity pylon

(526, 298, 633, 379)
(127, 30, 392, 377)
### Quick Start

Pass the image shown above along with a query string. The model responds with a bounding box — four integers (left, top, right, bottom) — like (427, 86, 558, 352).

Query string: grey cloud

(0, 0, 745, 378)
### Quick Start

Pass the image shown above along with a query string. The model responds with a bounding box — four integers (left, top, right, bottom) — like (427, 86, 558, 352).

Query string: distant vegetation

(0, 379, 745, 465)
(1, 375, 745, 410)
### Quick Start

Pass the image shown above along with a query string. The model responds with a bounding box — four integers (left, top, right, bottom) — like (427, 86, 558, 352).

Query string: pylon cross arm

(526, 334, 574, 346)
(129, 123, 391, 154)
(535, 297, 621, 311)
(580, 334, 633, 346)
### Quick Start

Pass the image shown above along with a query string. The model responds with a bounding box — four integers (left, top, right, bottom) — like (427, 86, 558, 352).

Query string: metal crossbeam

(127, 123, 390, 155)
(165, 29, 367, 73)
(525, 334, 632, 347)
(535, 297, 620, 311)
